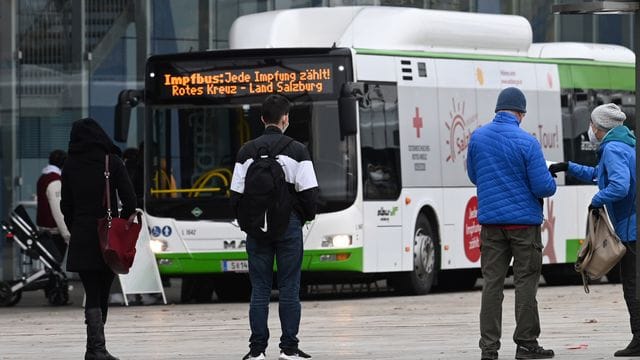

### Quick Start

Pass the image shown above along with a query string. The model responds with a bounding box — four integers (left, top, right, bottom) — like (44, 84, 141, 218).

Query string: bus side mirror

(114, 90, 144, 142)
(338, 82, 362, 138)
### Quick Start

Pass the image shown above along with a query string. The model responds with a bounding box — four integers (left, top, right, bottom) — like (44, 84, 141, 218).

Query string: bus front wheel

(390, 214, 438, 295)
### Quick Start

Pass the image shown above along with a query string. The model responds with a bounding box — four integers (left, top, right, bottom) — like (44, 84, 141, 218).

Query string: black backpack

(237, 136, 294, 240)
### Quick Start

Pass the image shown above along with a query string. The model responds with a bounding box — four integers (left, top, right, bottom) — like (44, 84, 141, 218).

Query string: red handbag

(97, 154, 142, 274)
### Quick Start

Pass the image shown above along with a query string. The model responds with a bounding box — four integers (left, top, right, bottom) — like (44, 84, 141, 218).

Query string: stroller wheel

(47, 274, 69, 306)
(0, 281, 21, 307)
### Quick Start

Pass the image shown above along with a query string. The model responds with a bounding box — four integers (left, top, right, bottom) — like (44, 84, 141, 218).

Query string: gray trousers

(479, 225, 543, 352)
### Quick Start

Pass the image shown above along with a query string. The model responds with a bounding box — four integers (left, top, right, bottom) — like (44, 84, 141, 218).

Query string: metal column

(0, 0, 20, 279)
(199, 0, 215, 51)
(634, 10, 639, 301)
(71, 0, 88, 118)
(0, 0, 17, 282)
(134, 0, 150, 137)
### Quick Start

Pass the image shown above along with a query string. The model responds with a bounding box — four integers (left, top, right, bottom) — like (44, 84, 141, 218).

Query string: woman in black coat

(61, 118, 136, 360)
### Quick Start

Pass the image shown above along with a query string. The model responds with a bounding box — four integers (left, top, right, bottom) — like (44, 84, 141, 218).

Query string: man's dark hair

(49, 149, 67, 168)
(261, 94, 290, 125)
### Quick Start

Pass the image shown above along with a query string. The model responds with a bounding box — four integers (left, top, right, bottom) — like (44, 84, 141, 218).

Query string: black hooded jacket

(61, 118, 136, 272)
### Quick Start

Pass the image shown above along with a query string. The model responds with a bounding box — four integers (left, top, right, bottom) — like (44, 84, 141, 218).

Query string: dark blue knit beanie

(495, 87, 527, 113)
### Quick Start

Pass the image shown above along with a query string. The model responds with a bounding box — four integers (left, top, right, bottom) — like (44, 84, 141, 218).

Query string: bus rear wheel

(390, 214, 438, 295)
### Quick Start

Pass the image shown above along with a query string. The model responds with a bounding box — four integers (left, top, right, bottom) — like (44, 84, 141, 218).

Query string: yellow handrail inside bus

(191, 170, 227, 191)
(216, 167, 233, 180)
(152, 169, 177, 198)
(190, 169, 231, 198)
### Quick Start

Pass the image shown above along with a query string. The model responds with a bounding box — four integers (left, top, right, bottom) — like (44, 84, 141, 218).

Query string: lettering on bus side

(530, 125, 560, 149)
(181, 229, 197, 236)
(223, 240, 247, 249)
(377, 206, 399, 222)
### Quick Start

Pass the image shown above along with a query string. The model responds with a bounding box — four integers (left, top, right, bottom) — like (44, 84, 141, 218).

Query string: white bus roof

(529, 42, 635, 64)
(229, 6, 532, 56)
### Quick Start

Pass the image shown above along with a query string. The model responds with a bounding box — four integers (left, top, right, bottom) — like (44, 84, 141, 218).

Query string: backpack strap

(269, 135, 294, 158)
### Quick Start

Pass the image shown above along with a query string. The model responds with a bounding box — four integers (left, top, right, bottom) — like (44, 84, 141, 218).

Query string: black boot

(100, 308, 119, 360)
(85, 309, 119, 360)
(614, 335, 640, 357)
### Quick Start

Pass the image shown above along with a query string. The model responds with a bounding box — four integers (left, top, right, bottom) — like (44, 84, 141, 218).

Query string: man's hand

(548, 162, 568, 178)
(62, 232, 71, 244)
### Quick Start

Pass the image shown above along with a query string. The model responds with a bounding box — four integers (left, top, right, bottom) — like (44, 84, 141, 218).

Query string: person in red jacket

(36, 149, 70, 261)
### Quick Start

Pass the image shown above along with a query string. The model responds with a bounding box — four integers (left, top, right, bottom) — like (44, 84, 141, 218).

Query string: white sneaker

(242, 351, 265, 360)
(279, 348, 312, 360)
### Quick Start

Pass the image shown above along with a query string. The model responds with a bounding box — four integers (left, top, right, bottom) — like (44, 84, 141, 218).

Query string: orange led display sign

(159, 66, 333, 98)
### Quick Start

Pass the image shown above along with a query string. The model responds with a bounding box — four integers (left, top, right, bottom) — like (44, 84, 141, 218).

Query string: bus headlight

(322, 234, 352, 248)
(150, 238, 168, 253)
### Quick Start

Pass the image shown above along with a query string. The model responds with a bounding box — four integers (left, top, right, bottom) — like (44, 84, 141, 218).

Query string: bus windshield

(146, 100, 357, 221)
(143, 48, 356, 221)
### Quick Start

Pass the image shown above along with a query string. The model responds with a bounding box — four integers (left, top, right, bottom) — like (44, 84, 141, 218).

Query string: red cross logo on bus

(413, 107, 423, 138)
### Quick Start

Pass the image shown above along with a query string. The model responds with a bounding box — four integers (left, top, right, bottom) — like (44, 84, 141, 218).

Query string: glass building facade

(0, 0, 636, 280)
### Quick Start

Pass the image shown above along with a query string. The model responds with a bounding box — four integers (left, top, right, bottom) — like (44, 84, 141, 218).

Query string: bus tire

(390, 214, 438, 295)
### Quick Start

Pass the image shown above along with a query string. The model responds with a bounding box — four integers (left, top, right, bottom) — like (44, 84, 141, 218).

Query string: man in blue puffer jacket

(467, 87, 557, 360)
(549, 103, 638, 357)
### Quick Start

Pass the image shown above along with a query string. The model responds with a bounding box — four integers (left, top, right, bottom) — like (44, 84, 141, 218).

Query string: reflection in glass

(148, 101, 356, 220)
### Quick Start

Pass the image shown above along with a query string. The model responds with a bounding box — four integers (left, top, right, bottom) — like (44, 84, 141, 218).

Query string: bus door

(359, 82, 403, 272)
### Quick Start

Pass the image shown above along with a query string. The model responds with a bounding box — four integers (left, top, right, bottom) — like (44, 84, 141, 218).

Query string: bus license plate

(222, 260, 249, 272)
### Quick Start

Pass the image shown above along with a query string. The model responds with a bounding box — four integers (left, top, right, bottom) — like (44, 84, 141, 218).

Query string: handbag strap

(103, 154, 112, 223)
(581, 272, 590, 294)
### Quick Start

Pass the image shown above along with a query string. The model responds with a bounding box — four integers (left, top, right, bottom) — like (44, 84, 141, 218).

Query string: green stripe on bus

(355, 48, 635, 91)
(355, 48, 635, 67)
(558, 64, 635, 91)
(607, 66, 636, 91)
(565, 239, 583, 263)
(155, 247, 364, 275)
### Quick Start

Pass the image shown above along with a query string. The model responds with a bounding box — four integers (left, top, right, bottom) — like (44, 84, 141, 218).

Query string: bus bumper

(155, 247, 364, 275)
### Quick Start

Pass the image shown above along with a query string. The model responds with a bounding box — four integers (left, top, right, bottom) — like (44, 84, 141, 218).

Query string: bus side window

(562, 89, 602, 185)
(615, 91, 635, 131)
(359, 83, 401, 200)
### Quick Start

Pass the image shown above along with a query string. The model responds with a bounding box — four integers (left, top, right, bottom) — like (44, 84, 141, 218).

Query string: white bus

(115, 7, 636, 301)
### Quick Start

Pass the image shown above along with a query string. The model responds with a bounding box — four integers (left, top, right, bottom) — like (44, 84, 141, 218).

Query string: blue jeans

(246, 213, 303, 353)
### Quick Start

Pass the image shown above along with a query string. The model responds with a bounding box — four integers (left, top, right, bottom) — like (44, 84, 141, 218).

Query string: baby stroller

(0, 205, 69, 306)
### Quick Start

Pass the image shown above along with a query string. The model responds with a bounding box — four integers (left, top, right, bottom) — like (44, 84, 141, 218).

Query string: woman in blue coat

(550, 103, 638, 357)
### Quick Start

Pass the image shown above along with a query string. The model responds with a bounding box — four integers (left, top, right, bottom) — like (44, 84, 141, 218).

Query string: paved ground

(0, 279, 634, 360)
